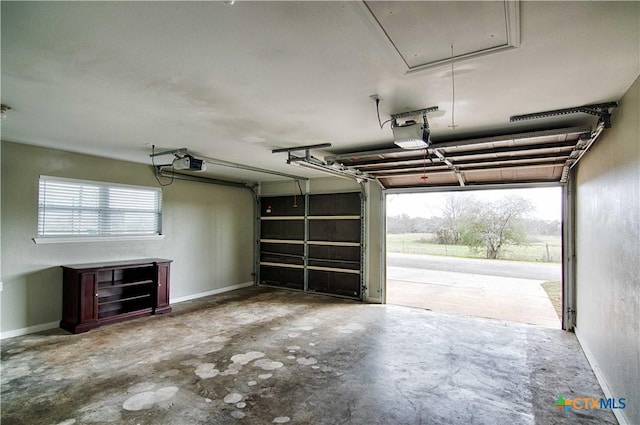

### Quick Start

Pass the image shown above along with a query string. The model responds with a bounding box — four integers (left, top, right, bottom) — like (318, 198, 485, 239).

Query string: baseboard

(575, 326, 630, 425)
(1, 282, 255, 340)
(171, 281, 254, 304)
(1, 321, 59, 340)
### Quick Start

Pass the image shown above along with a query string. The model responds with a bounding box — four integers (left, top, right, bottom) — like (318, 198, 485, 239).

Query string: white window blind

(37, 176, 162, 238)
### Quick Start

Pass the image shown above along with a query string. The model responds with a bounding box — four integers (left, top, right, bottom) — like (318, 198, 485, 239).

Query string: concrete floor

(387, 266, 561, 328)
(1, 287, 616, 425)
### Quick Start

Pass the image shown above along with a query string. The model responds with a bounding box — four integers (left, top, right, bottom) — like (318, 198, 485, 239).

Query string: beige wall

(1, 142, 255, 336)
(575, 75, 639, 424)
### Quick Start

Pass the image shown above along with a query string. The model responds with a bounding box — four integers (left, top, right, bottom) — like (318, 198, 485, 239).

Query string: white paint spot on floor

(286, 356, 296, 360)
(287, 333, 300, 338)
(236, 402, 246, 408)
(221, 362, 242, 376)
(231, 411, 246, 419)
(337, 323, 365, 334)
(224, 393, 243, 404)
(122, 386, 179, 411)
(254, 359, 283, 370)
(123, 392, 156, 411)
(248, 380, 257, 386)
(154, 386, 179, 402)
(286, 346, 300, 350)
(205, 398, 212, 403)
(312, 365, 320, 369)
(56, 419, 76, 425)
(195, 363, 219, 379)
(258, 373, 273, 380)
(296, 357, 318, 366)
(270, 327, 281, 331)
(231, 351, 265, 365)
(273, 416, 291, 423)
(309, 343, 316, 346)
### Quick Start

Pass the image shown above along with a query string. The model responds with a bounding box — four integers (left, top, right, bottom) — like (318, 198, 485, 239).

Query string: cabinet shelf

(98, 279, 154, 289)
(61, 258, 172, 334)
(99, 293, 151, 306)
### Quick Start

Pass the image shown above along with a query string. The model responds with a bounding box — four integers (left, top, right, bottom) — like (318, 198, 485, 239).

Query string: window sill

(33, 235, 165, 244)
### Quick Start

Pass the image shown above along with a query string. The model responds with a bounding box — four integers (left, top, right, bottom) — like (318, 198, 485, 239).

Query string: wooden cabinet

(60, 258, 172, 334)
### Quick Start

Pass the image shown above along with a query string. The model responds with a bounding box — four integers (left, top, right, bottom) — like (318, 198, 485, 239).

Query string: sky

(386, 187, 562, 221)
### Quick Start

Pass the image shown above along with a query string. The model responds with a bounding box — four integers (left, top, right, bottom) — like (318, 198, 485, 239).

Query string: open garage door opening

(385, 187, 563, 329)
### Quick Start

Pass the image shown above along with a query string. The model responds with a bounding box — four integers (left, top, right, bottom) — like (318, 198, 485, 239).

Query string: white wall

(575, 75, 639, 424)
(1, 142, 255, 337)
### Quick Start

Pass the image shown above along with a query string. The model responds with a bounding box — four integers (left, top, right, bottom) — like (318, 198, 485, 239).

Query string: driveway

(388, 252, 562, 281)
(386, 253, 561, 328)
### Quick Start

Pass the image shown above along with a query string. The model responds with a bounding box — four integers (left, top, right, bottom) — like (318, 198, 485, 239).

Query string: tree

(435, 194, 472, 245)
(460, 195, 532, 259)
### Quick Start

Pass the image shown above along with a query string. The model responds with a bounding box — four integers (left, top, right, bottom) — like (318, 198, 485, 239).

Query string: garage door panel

(308, 193, 361, 215)
(308, 245, 360, 262)
(308, 220, 361, 243)
(308, 259, 360, 271)
(261, 220, 304, 240)
(261, 196, 305, 216)
(260, 266, 304, 290)
(308, 270, 361, 298)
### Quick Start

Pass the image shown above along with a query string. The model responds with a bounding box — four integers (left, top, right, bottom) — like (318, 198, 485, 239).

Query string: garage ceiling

(363, 1, 519, 71)
(1, 1, 639, 186)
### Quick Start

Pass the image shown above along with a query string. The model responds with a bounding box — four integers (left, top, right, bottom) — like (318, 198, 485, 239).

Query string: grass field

(542, 281, 562, 319)
(387, 233, 561, 263)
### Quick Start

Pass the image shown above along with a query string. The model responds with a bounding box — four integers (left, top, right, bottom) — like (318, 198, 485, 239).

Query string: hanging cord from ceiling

(449, 45, 458, 130)
(373, 96, 393, 129)
(421, 148, 429, 181)
(421, 109, 434, 182)
(151, 145, 175, 187)
(292, 179, 304, 208)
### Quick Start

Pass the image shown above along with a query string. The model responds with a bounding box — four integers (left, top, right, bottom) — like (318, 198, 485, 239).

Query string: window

(36, 176, 162, 241)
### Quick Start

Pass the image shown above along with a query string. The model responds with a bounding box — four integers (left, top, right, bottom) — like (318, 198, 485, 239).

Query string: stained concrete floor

(1, 287, 616, 425)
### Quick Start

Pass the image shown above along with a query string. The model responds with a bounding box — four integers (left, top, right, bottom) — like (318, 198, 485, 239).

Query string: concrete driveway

(386, 253, 561, 328)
